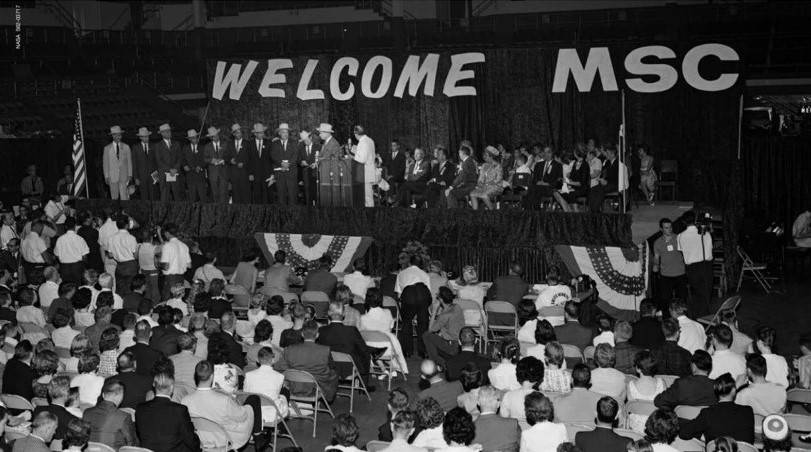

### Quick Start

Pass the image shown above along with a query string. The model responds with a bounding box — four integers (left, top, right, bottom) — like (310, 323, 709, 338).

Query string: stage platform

(630, 201, 694, 244)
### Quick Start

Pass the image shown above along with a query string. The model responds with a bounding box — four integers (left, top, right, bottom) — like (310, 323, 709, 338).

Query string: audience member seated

(360, 288, 393, 332)
(486, 261, 529, 307)
(97, 327, 120, 378)
(264, 295, 293, 347)
(592, 315, 615, 347)
(554, 301, 594, 351)
(631, 300, 665, 349)
(280, 303, 307, 348)
(51, 311, 79, 350)
(525, 319, 557, 361)
(105, 350, 153, 409)
(378, 388, 420, 443)
(516, 299, 540, 343)
(438, 407, 478, 451)
(423, 287, 464, 367)
(16, 287, 46, 327)
(707, 324, 746, 382)
(554, 364, 604, 424)
(33, 375, 80, 442)
(613, 321, 641, 375)
(540, 341, 571, 393)
(169, 332, 202, 388)
(500, 356, 543, 429)
(679, 372, 753, 443)
(245, 319, 283, 367)
(123, 320, 165, 377)
(520, 392, 567, 452)
(472, 385, 520, 452)
(532, 266, 571, 325)
(379, 410, 427, 452)
(62, 418, 92, 452)
(244, 346, 290, 424)
(210, 311, 246, 368)
(412, 397, 448, 450)
(456, 364, 483, 416)
(62, 334, 89, 373)
(327, 414, 365, 452)
(71, 353, 105, 406)
(164, 283, 189, 317)
(735, 353, 787, 416)
(590, 344, 626, 402)
(445, 327, 491, 384)
(343, 259, 375, 300)
(317, 301, 372, 387)
(627, 351, 666, 433)
(13, 411, 57, 452)
(669, 300, 705, 354)
(449, 265, 488, 308)
(188, 314, 209, 360)
(418, 359, 464, 413)
(148, 305, 182, 357)
(654, 349, 717, 409)
(304, 254, 338, 299)
(761, 414, 792, 452)
(643, 409, 680, 452)
(85, 305, 119, 353)
(83, 380, 138, 449)
(97, 273, 123, 309)
(750, 326, 789, 387)
(719, 309, 752, 355)
(488, 339, 522, 391)
(335, 285, 362, 328)
(135, 372, 200, 452)
(275, 320, 339, 402)
(208, 279, 232, 319)
(3, 340, 35, 399)
(72, 287, 95, 329)
(651, 318, 692, 377)
(48, 282, 77, 326)
(575, 396, 632, 452)
(122, 275, 148, 313)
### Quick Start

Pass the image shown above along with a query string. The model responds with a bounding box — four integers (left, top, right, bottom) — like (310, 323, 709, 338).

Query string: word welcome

(211, 53, 485, 101)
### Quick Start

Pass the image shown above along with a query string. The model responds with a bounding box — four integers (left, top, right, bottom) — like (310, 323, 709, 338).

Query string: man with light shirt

(159, 223, 190, 300)
(707, 323, 746, 383)
(677, 211, 714, 317)
(54, 217, 89, 284)
(350, 125, 377, 207)
(106, 215, 138, 296)
(668, 299, 706, 354)
(653, 218, 687, 312)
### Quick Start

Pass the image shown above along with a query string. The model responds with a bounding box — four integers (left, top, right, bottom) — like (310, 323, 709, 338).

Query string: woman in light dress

(627, 351, 666, 433)
(469, 146, 504, 210)
(448, 265, 487, 308)
(489, 339, 522, 391)
(637, 145, 658, 206)
(359, 288, 409, 377)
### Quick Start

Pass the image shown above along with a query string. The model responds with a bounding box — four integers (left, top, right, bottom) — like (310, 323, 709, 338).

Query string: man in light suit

(155, 123, 183, 201)
(350, 125, 376, 207)
(247, 123, 273, 204)
(270, 123, 299, 206)
(132, 127, 158, 201)
(203, 126, 229, 203)
(446, 142, 478, 208)
(103, 125, 133, 200)
(396, 147, 430, 207)
(229, 124, 251, 204)
(297, 130, 320, 206)
(12, 411, 57, 452)
(473, 386, 520, 452)
(182, 129, 208, 203)
(274, 320, 339, 402)
(316, 123, 342, 160)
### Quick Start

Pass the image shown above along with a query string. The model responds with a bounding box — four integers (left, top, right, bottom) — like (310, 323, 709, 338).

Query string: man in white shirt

(54, 217, 89, 284)
(350, 125, 377, 207)
(708, 323, 746, 382)
(106, 215, 138, 296)
(735, 353, 787, 416)
(38, 266, 60, 310)
(159, 223, 190, 301)
(98, 210, 119, 278)
(0, 212, 19, 250)
(21, 221, 49, 284)
(342, 259, 375, 300)
(669, 299, 706, 354)
(395, 255, 431, 296)
(381, 410, 428, 452)
(192, 252, 224, 291)
(98, 273, 124, 310)
(243, 347, 289, 424)
(677, 211, 714, 317)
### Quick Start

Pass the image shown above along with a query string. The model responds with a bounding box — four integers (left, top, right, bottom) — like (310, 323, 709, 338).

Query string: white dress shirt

(0, 224, 17, 250)
(137, 242, 158, 271)
(488, 362, 521, 391)
(395, 265, 431, 295)
(342, 271, 375, 299)
(677, 315, 707, 353)
(677, 225, 714, 265)
(52, 325, 80, 349)
(71, 372, 105, 406)
(243, 364, 288, 423)
(412, 425, 448, 450)
(98, 218, 118, 250)
(519, 421, 567, 452)
(193, 263, 225, 290)
(54, 230, 89, 264)
(160, 237, 191, 275)
(763, 353, 790, 387)
(38, 280, 59, 309)
(106, 229, 137, 261)
(360, 307, 394, 332)
(21, 231, 47, 263)
(709, 348, 746, 380)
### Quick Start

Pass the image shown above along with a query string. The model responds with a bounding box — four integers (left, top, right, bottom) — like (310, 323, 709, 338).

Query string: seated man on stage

(446, 142, 478, 209)
(396, 147, 431, 207)
(426, 146, 456, 208)
(588, 145, 620, 212)
(523, 146, 562, 210)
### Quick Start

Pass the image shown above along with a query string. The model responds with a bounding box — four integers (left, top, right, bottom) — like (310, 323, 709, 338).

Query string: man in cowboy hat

(297, 129, 321, 207)
(103, 125, 133, 200)
(132, 127, 158, 201)
(270, 123, 299, 206)
(155, 123, 184, 201)
(316, 123, 342, 160)
(182, 129, 209, 203)
(228, 123, 251, 204)
(203, 126, 230, 203)
(349, 125, 377, 207)
(247, 122, 273, 203)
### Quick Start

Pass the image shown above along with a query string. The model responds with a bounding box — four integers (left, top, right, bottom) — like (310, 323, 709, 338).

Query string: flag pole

(77, 98, 90, 198)
(620, 89, 627, 214)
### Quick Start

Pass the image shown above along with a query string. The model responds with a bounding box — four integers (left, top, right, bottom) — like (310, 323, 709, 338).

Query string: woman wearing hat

(469, 145, 504, 210)
(102, 126, 133, 200)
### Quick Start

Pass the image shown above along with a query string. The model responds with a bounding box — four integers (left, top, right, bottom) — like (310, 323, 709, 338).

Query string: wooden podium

(318, 157, 364, 207)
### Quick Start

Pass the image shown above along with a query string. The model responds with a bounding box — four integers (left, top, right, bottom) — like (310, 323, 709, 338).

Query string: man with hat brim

(132, 127, 158, 201)
(182, 129, 209, 202)
(316, 123, 343, 160)
(103, 125, 133, 200)
(203, 126, 230, 203)
(297, 129, 321, 206)
(228, 123, 251, 204)
(247, 123, 273, 203)
(155, 123, 184, 201)
(270, 123, 299, 206)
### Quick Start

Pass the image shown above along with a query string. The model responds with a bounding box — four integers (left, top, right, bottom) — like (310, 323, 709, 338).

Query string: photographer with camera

(677, 211, 714, 317)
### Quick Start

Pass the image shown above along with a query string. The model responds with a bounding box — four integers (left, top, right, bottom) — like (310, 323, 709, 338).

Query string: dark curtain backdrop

(75, 198, 632, 283)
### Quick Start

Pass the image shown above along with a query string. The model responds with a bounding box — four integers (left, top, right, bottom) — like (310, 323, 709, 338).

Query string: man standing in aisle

(350, 125, 376, 207)
(677, 211, 714, 317)
(103, 126, 133, 200)
(653, 218, 688, 314)
(160, 223, 190, 300)
(270, 123, 299, 206)
(297, 130, 320, 207)
(247, 123, 273, 204)
(156, 123, 183, 202)
(182, 129, 208, 203)
(204, 126, 229, 203)
(106, 215, 138, 296)
(229, 124, 251, 204)
(132, 127, 157, 201)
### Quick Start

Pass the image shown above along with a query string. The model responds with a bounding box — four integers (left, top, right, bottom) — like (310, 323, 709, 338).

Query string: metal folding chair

(564, 423, 594, 441)
(736, 246, 773, 293)
(561, 343, 584, 368)
(0, 394, 34, 411)
(191, 416, 233, 452)
(361, 330, 400, 391)
(457, 299, 487, 353)
(236, 391, 299, 452)
(301, 291, 331, 320)
(697, 295, 741, 328)
(283, 369, 335, 438)
(484, 301, 518, 347)
(382, 296, 401, 335)
(623, 400, 656, 429)
(331, 351, 371, 413)
(366, 440, 391, 452)
(86, 442, 116, 452)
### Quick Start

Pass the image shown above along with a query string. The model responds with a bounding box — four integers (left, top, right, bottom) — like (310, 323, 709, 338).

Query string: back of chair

(786, 413, 811, 446)
(301, 291, 330, 303)
(191, 416, 232, 452)
(788, 389, 811, 408)
(674, 405, 706, 420)
(735, 442, 759, 452)
(331, 351, 354, 365)
(484, 301, 518, 330)
(1, 393, 34, 411)
(671, 437, 704, 452)
(615, 428, 643, 441)
(284, 369, 318, 386)
(660, 159, 678, 178)
(366, 440, 391, 452)
(86, 442, 117, 452)
(565, 423, 594, 441)
(625, 400, 657, 417)
(583, 346, 595, 361)
(561, 344, 584, 361)
(457, 299, 485, 334)
(382, 296, 398, 318)
(655, 374, 679, 388)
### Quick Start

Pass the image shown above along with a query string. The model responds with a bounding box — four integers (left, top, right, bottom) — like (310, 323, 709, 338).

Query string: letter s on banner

(682, 43, 740, 92)
(552, 48, 618, 93)
(443, 52, 486, 97)
(211, 61, 258, 101)
(330, 57, 360, 101)
(624, 46, 678, 93)
(258, 59, 294, 98)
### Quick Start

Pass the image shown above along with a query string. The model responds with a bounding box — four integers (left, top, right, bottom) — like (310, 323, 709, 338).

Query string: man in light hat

(228, 123, 251, 204)
(270, 123, 298, 206)
(297, 129, 320, 206)
(103, 125, 133, 200)
(132, 127, 157, 201)
(316, 123, 342, 160)
(247, 123, 273, 203)
(349, 125, 376, 207)
(155, 123, 184, 201)
(203, 126, 229, 203)
(182, 129, 208, 203)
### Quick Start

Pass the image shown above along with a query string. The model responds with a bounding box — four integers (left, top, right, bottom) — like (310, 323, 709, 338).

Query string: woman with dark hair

(520, 392, 567, 452)
(556, 148, 591, 212)
(517, 300, 540, 343)
(540, 342, 571, 393)
(644, 409, 680, 452)
(525, 319, 557, 361)
(750, 326, 789, 387)
(97, 327, 120, 377)
(71, 287, 94, 328)
(489, 338, 522, 391)
(280, 303, 307, 348)
(627, 350, 666, 433)
(360, 287, 409, 378)
(327, 413, 364, 452)
(456, 363, 483, 416)
(500, 356, 544, 429)
(245, 319, 283, 367)
(31, 349, 59, 398)
(228, 250, 260, 293)
(679, 373, 754, 443)
(439, 407, 478, 451)
(72, 353, 103, 405)
(412, 397, 448, 449)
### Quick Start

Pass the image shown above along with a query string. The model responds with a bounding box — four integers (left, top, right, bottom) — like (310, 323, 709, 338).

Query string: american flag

(72, 98, 88, 197)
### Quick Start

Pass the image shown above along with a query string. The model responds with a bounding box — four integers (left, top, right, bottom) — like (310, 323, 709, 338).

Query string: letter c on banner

(682, 43, 739, 92)
(330, 57, 360, 101)
(361, 56, 393, 99)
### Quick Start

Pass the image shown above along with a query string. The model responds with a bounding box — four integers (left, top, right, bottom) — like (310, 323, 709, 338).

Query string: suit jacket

(229, 138, 249, 176)
(486, 275, 529, 306)
(316, 322, 370, 375)
(150, 324, 183, 356)
(269, 138, 298, 172)
(136, 395, 200, 452)
(304, 269, 338, 298)
(651, 340, 693, 377)
(405, 159, 431, 183)
(473, 413, 521, 452)
(445, 350, 492, 384)
(155, 139, 181, 174)
(246, 138, 273, 179)
(124, 342, 165, 377)
(103, 141, 133, 183)
(3, 358, 34, 400)
(453, 157, 478, 189)
(575, 427, 632, 452)
(210, 331, 246, 368)
(274, 340, 338, 401)
(532, 159, 563, 189)
(297, 141, 321, 167)
(106, 371, 153, 409)
(33, 404, 79, 440)
(132, 141, 157, 184)
(630, 317, 665, 349)
(9, 435, 49, 452)
(0, 249, 21, 274)
(678, 401, 754, 443)
(603, 158, 620, 188)
(430, 161, 457, 188)
(83, 400, 139, 449)
(319, 136, 343, 160)
(654, 374, 718, 409)
(418, 379, 464, 413)
(385, 151, 406, 183)
(181, 144, 207, 175)
(554, 321, 594, 351)
(203, 140, 230, 180)
(614, 341, 641, 374)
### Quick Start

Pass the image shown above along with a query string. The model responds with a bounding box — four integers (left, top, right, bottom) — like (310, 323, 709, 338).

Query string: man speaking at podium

(349, 125, 376, 207)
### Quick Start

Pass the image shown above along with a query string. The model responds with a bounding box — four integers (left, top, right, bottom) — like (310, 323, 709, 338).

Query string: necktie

(30, 177, 35, 193)
(144, 143, 149, 155)
(307, 145, 311, 156)
(258, 140, 262, 157)
(235, 140, 240, 153)
(192, 145, 197, 154)
(214, 142, 219, 155)
(115, 143, 120, 160)
(282, 140, 287, 150)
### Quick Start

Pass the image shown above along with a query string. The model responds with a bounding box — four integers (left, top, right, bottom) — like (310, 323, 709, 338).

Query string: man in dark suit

(32, 375, 79, 442)
(3, 340, 34, 400)
(0, 238, 21, 275)
(554, 302, 594, 351)
(447, 143, 478, 208)
(228, 123, 251, 204)
(106, 351, 154, 409)
(396, 147, 431, 207)
(316, 123, 342, 160)
(631, 299, 665, 349)
(181, 129, 208, 203)
(444, 327, 491, 383)
(384, 139, 407, 195)
(13, 411, 57, 452)
(212, 312, 246, 368)
(297, 130, 321, 207)
(132, 127, 158, 201)
(149, 306, 182, 356)
(246, 122, 273, 204)
(651, 318, 694, 377)
(274, 320, 339, 402)
(588, 146, 620, 212)
(155, 123, 184, 201)
(614, 321, 641, 374)
(83, 381, 139, 450)
(203, 126, 230, 203)
(124, 320, 165, 377)
(135, 373, 200, 452)
(678, 373, 753, 443)
(304, 254, 338, 298)
(654, 349, 718, 409)
(473, 385, 520, 452)
(487, 262, 530, 307)
(269, 123, 299, 206)
(417, 359, 464, 412)
(575, 397, 633, 452)
(426, 146, 457, 208)
(525, 146, 563, 209)
(317, 301, 372, 385)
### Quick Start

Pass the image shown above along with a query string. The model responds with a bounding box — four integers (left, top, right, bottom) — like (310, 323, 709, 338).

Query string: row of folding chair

(86, 444, 153, 452)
